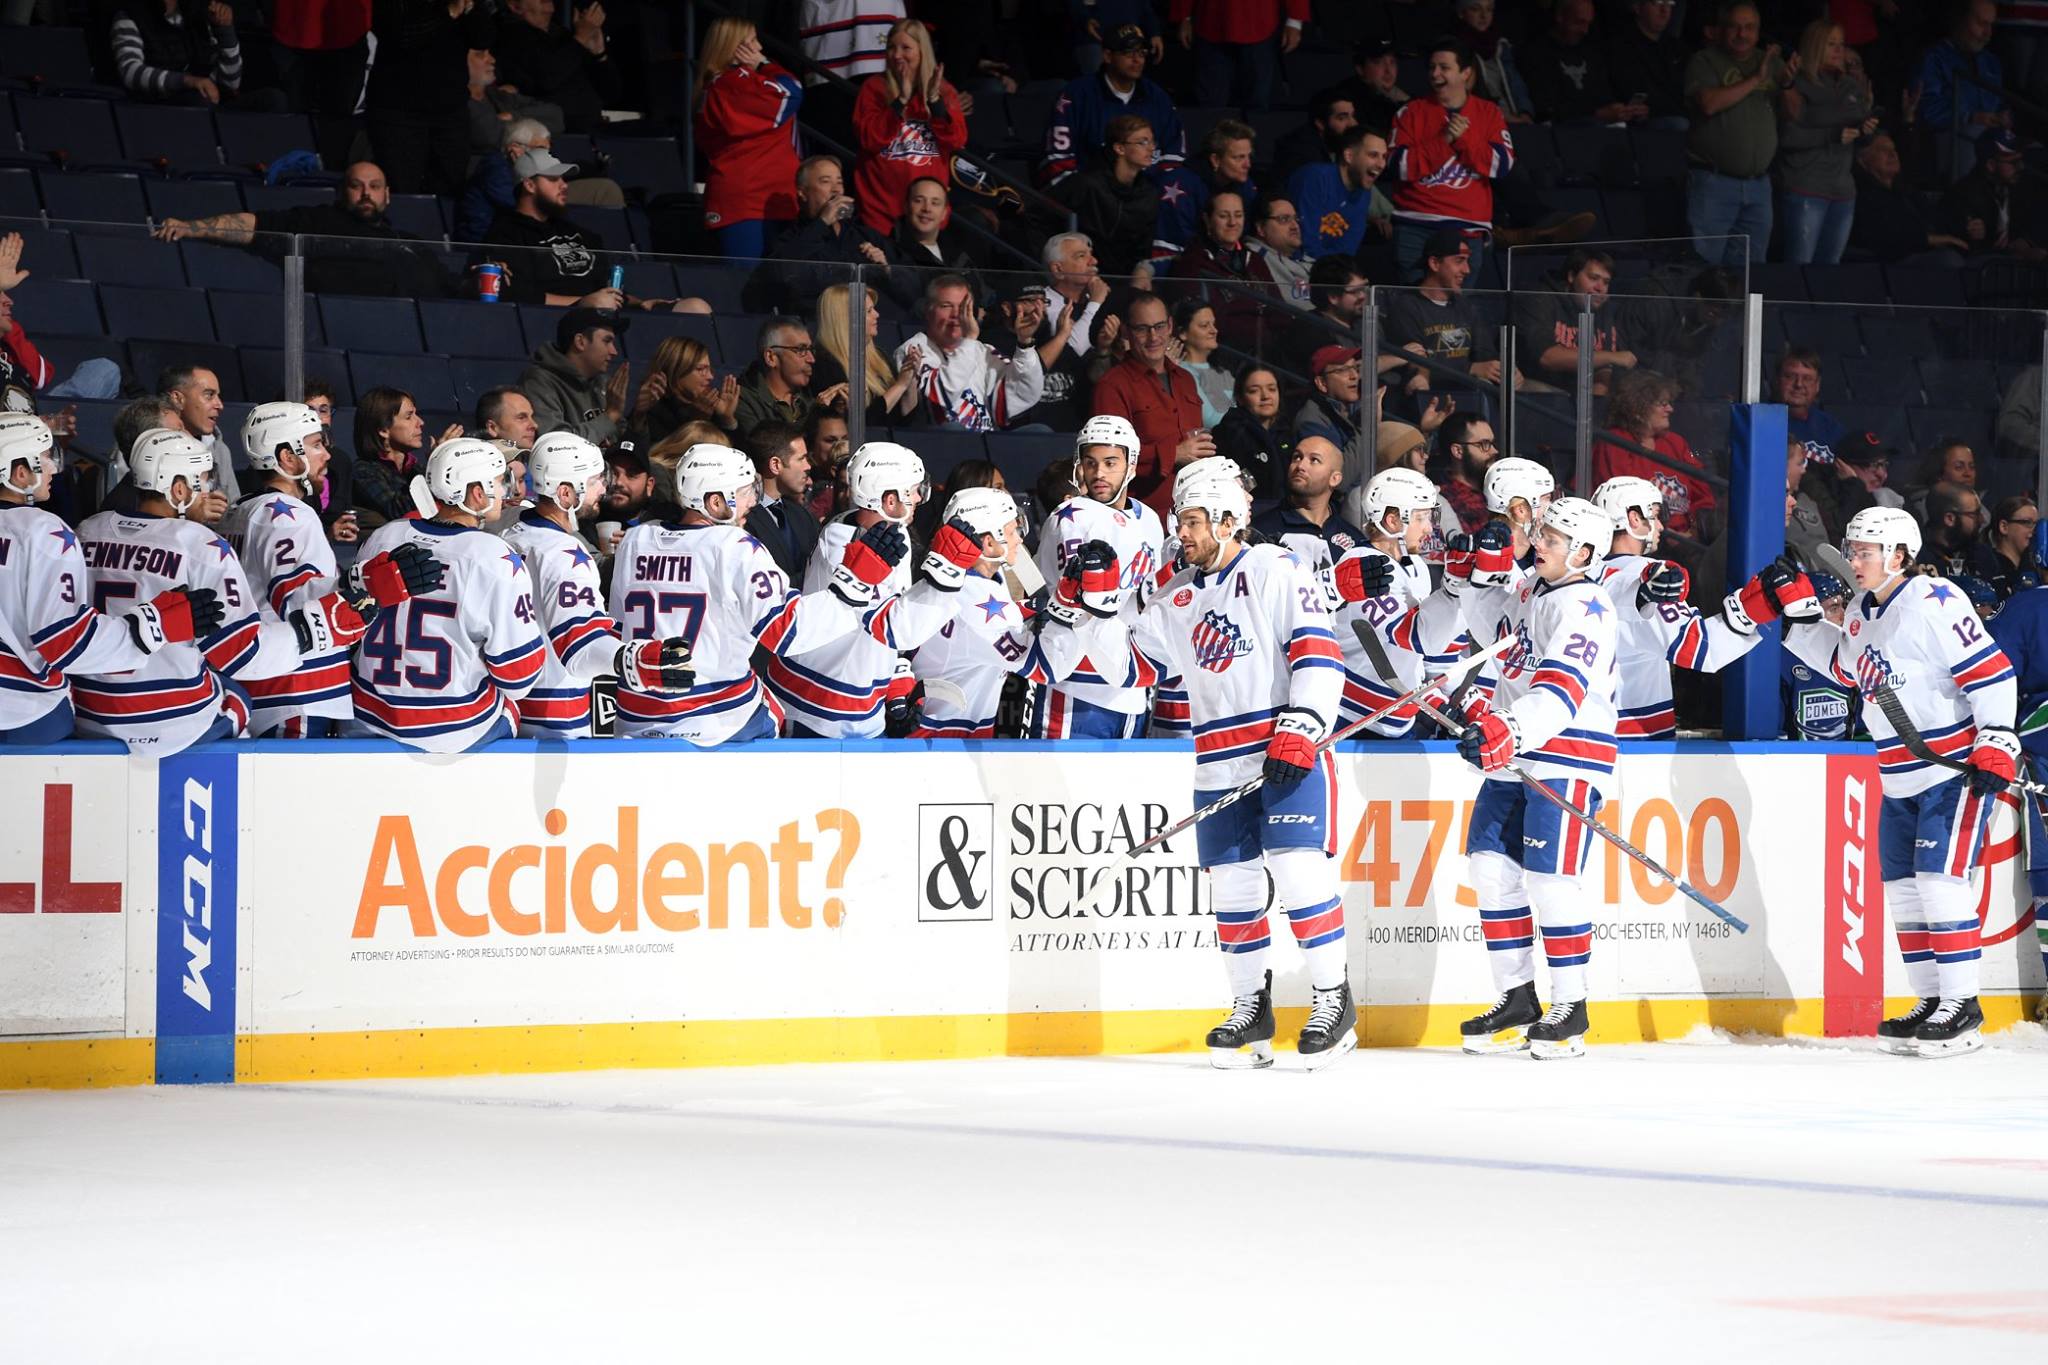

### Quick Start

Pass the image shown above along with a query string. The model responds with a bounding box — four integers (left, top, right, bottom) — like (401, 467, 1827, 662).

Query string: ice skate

(1527, 998, 1589, 1060)
(1206, 971, 1275, 1070)
(1460, 982, 1540, 1055)
(1296, 975, 1357, 1071)
(1877, 997, 1939, 1055)
(1913, 996, 1984, 1057)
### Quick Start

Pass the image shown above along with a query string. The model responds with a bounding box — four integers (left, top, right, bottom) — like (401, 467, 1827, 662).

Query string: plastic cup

(474, 263, 504, 303)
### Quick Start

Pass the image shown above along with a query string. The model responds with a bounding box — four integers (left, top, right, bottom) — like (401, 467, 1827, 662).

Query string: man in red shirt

(1169, 0, 1309, 111)
(1388, 36, 1514, 282)
(1091, 292, 1211, 517)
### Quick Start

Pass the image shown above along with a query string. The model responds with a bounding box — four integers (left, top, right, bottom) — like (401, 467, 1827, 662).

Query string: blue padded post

(1723, 402, 1788, 739)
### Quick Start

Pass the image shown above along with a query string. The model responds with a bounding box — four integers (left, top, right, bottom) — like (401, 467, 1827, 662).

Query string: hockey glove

(883, 656, 921, 737)
(1046, 539, 1122, 625)
(829, 521, 909, 606)
(1636, 560, 1690, 610)
(1261, 708, 1323, 788)
(1456, 710, 1521, 773)
(346, 543, 445, 611)
(1444, 521, 1514, 592)
(126, 585, 225, 654)
(921, 516, 986, 592)
(1725, 561, 1821, 634)
(1968, 726, 2022, 796)
(289, 591, 369, 654)
(1333, 552, 1396, 604)
(618, 637, 695, 693)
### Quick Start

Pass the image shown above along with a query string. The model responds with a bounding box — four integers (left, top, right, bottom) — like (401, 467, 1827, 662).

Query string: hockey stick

(1353, 620, 1751, 933)
(1119, 632, 1517, 859)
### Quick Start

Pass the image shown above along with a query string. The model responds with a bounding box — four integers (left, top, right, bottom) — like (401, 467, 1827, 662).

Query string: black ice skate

(1460, 982, 1540, 1055)
(1527, 998, 1589, 1060)
(1877, 997, 1939, 1056)
(1296, 975, 1357, 1071)
(1912, 996, 1984, 1057)
(1206, 971, 1275, 1070)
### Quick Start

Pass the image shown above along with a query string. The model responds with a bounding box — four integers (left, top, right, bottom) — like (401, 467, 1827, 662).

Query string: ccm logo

(1839, 773, 1870, 974)
(1267, 814, 1316, 825)
(0, 784, 120, 915)
(178, 778, 217, 1012)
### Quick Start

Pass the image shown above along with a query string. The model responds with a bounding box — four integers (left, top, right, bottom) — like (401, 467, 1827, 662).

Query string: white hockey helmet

(1173, 454, 1254, 498)
(527, 430, 607, 514)
(845, 441, 928, 520)
(129, 427, 215, 514)
(1074, 414, 1140, 499)
(1483, 456, 1555, 516)
(942, 485, 1019, 558)
(1537, 495, 1610, 571)
(241, 401, 325, 488)
(410, 437, 507, 518)
(676, 442, 757, 521)
(1591, 475, 1663, 544)
(1173, 469, 1250, 537)
(0, 412, 56, 496)
(1844, 505, 1922, 567)
(1363, 467, 1438, 531)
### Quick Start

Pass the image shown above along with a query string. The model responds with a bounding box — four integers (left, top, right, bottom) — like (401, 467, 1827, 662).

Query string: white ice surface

(4, 1030, 2048, 1362)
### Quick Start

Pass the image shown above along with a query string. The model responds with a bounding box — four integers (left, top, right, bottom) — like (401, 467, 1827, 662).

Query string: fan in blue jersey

(1039, 27, 1188, 188)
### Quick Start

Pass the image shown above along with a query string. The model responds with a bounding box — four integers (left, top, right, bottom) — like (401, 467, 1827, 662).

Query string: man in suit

(742, 421, 819, 579)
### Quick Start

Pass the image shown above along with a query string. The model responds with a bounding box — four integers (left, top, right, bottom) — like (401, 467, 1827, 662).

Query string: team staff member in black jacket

(1057, 114, 1163, 276)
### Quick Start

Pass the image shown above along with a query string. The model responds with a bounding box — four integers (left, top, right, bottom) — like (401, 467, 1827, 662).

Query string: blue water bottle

(608, 265, 625, 294)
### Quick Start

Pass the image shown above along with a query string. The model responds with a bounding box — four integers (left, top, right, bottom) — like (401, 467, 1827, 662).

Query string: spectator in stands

(1172, 301, 1234, 429)
(111, 0, 242, 105)
(1042, 233, 1112, 358)
(759, 155, 901, 312)
(1685, 3, 1792, 267)
(1212, 364, 1292, 499)
(476, 387, 538, 452)
(1056, 116, 1164, 276)
(157, 364, 240, 504)
(989, 281, 1086, 431)
(1041, 25, 1187, 188)
(895, 274, 1045, 432)
(521, 307, 629, 446)
(155, 161, 448, 299)
(1922, 483, 1987, 575)
(1158, 118, 1261, 256)
(1254, 434, 1365, 567)
(1248, 198, 1313, 312)
(1914, 0, 2008, 179)
(1606, 0, 1690, 128)
(351, 387, 441, 528)
(592, 444, 655, 548)
(813, 283, 920, 426)
(1522, 0, 1640, 125)
(1092, 291, 1208, 514)
(1169, 0, 1303, 111)
(1164, 190, 1281, 350)
(97, 396, 187, 519)
(1514, 247, 1637, 394)
(1279, 253, 1368, 384)
(1433, 412, 1498, 531)
(852, 20, 965, 237)
(1967, 494, 2041, 594)
(735, 318, 825, 437)
(1388, 38, 1514, 280)
(271, 0, 372, 118)
(496, 0, 619, 136)
(1848, 132, 1972, 265)
(1382, 230, 1511, 396)
(804, 406, 852, 522)
(1835, 428, 1905, 510)
(1272, 90, 1358, 187)
(1775, 347, 1844, 463)
(1593, 369, 1717, 539)
(1335, 37, 1409, 130)
(1452, 0, 1535, 122)
(364, 0, 491, 195)
(694, 16, 804, 260)
(1997, 368, 2042, 485)
(1940, 128, 2046, 258)
(467, 44, 560, 151)
(740, 421, 820, 579)
(1288, 125, 1392, 260)
(891, 177, 986, 296)
(628, 336, 738, 450)
(1904, 438, 1983, 522)
(0, 235, 50, 401)
(482, 150, 622, 307)
(1777, 19, 1880, 266)
(1293, 346, 1368, 483)
(296, 377, 354, 532)
(1797, 425, 1883, 543)
(457, 116, 621, 243)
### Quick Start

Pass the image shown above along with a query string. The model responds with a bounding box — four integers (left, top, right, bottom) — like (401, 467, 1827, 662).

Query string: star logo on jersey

(1582, 597, 1608, 619)
(47, 527, 76, 553)
(1056, 504, 1081, 524)
(1929, 583, 1955, 604)
(1160, 179, 1188, 206)
(1190, 609, 1252, 673)
(564, 544, 592, 568)
(738, 534, 767, 554)
(502, 550, 525, 574)
(978, 594, 1009, 622)
(210, 537, 235, 561)
(266, 499, 297, 521)
(1053, 94, 1072, 113)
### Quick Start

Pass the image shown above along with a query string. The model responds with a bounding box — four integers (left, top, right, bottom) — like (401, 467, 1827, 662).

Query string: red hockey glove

(1457, 710, 1520, 772)
(348, 542, 445, 610)
(290, 591, 369, 654)
(921, 516, 986, 592)
(1636, 560, 1690, 609)
(1048, 539, 1122, 624)
(1968, 727, 2021, 796)
(1726, 561, 1820, 633)
(829, 521, 909, 605)
(618, 637, 695, 693)
(1333, 552, 1395, 603)
(1261, 708, 1323, 788)
(127, 585, 225, 653)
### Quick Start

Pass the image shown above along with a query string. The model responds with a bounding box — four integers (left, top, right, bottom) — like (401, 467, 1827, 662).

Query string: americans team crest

(1190, 609, 1252, 673)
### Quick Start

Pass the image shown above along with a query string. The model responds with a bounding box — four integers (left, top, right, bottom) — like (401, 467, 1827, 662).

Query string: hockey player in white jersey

(1129, 467, 1356, 1070)
(1483, 456, 1554, 566)
(76, 429, 326, 752)
(764, 441, 986, 737)
(1032, 416, 1167, 738)
(1329, 467, 1462, 737)
(612, 442, 930, 744)
(1452, 496, 1620, 1059)
(909, 486, 1128, 737)
(228, 401, 442, 737)
(1148, 455, 1254, 736)
(351, 438, 547, 752)
(504, 431, 694, 738)
(1784, 507, 2017, 1054)
(0, 414, 223, 743)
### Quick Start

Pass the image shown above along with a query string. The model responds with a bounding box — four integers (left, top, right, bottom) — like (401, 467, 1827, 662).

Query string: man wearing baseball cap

(519, 306, 631, 446)
(1294, 345, 1369, 484)
(1940, 127, 2044, 256)
(1041, 23, 1188, 187)
(481, 148, 623, 308)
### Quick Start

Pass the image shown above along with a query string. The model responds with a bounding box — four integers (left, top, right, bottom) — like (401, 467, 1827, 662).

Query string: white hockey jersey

(764, 517, 960, 738)
(1334, 546, 1467, 736)
(909, 577, 1126, 737)
(1595, 553, 1759, 738)
(1459, 570, 1621, 793)
(350, 519, 544, 753)
(895, 333, 1045, 432)
(1786, 574, 2017, 799)
(609, 520, 862, 744)
(1034, 495, 1166, 720)
(0, 504, 158, 731)
(1131, 543, 1344, 789)
(224, 489, 352, 734)
(502, 510, 616, 738)
(74, 510, 301, 751)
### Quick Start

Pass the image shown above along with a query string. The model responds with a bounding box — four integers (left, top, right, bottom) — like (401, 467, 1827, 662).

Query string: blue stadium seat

(319, 295, 424, 352)
(1918, 358, 2001, 408)
(0, 28, 96, 85)
(242, 184, 331, 215)
(1671, 399, 1731, 454)
(419, 297, 527, 358)
(145, 178, 244, 222)
(517, 304, 569, 355)
(1909, 405, 1991, 455)
(0, 167, 40, 218)
(1553, 125, 1633, 187)
(215, 112, 319, 170)
(114, 104, 221, 171)
(242, 346, 350, 402)
(552, 133, 596, 164)
(907, 429, 988, 485)
(1859, 315, 1937, 356)
(1008, 86, 1058, 152)
(619, 259, 674, 298)
(1779, 309, 1863, 357)
(1885, 267, 1965, 309)
(565, 204, 631, 252)
(674, 260, 746, 313)
(9, 225, 77, 280)
(599, 138, 687, 196)
(183, 241, 284, 291)
(1544, 186, 1605, 237)
(102, 284, 214, 341)
(34, 335, 128, 384)
(1832, 402, 1910, 450)
(714, 314, 772, 366)
(386, 194, 446, 242)
(623, 310, 717, 365)
(69, 399, 124, 455)
(1628, 127, 1686, 183)
(985, 432, 1068, 492)
(1804, 263, 1887, 305)
(38, 170, 149, 224)
(11, 278, 102, 334)
(1745, 263, 1807, 300)
(451, 357, 518, 416)
(129, 338, 242, 395)
(212, 289, 320, 347)
(75, 231, 186, 287)
(967, 97, 1012, 154)
(351, 352, 455, 410)
(16, 95, 124, 165)
(1178, 108, 1235, 160)
(1840, 355, 1921, 404)
(1509, 123, 1559, 185)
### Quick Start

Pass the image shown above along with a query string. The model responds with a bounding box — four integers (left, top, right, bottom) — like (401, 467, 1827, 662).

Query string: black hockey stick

(1353, 620, 1751, 932)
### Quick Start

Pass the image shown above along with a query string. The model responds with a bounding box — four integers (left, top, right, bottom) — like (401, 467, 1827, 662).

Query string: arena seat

(38, 171, 148, 224)
(114, 104, 221, 171)
(319, 295, 424, 352)
(351, 352, 455, 411)
(211, 288, 321, 348)
(420, 297, 527, 359)
(75, 232, 185, 287)
(0, 27, 96, 86)
(101, 283, 212, 340)
(183, 240, 285, 291)
(145, 178, 244, 223)
(129, 338, 241, 394)
(17, 96, 124, 166)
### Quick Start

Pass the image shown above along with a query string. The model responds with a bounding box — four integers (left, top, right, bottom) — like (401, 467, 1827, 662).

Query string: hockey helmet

(1536, 495, 1609, 571)
(845, 441, 928, 521)
(942, 485, 1019, 558)
(676, 442, 757, 521)
(129, 428, 214, 515)
(1842, 505, 1921, 569)
(1173, 469, 1251, 538)
(0, 412, 55, 496)
(1073, 414, 1140, 499)
(1483, 456, 1555, 517)
(527, 431, 608, 514)
(1363, 467, 1438, 532)
(1591, 475, 1663, 545)
(410, 437, 507, 518)
(242, 401, 325, 490)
